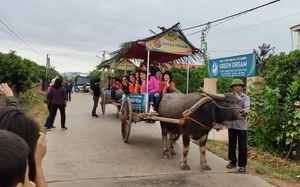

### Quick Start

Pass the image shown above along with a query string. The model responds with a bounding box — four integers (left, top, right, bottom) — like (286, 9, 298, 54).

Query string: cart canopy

(109, 22, 202, 64)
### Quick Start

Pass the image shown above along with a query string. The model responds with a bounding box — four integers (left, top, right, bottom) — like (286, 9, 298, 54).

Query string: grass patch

(205, 140, 300, 187)
(19, 90, 49, 133)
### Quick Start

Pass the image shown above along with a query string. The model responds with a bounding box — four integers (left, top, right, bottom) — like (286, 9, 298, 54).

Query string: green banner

(208, 53, 256, 78)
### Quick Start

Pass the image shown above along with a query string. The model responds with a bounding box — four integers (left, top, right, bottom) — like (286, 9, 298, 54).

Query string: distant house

(164, 63, 203, 70)
(290, 24, 300, 50)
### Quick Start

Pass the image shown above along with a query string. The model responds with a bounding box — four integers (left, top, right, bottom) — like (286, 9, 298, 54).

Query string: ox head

(200, 87, 246, 122)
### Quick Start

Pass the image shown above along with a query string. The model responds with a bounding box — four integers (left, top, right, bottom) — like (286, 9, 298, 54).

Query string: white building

(290, 24, 300, 50)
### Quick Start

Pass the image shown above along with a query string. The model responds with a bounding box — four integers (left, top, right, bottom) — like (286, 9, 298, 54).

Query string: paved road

(43, 92, 275, 187)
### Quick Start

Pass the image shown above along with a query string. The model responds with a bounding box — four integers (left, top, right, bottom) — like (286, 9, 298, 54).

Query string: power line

(182, 0, 281, 31)
(0, 18, 42, 56)
(0, 24, 19, 42)
(208, 12, 300, 37)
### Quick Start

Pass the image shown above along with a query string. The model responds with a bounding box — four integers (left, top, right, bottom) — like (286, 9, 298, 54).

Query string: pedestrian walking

(46, 78, 68, 131)
(45, 78, 56, 129)
(65, 79, 73, 101)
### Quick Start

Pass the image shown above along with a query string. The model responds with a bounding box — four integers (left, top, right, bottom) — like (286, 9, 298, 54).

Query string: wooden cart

(120, 93, 209, 143)
(100, 89, 121, 118)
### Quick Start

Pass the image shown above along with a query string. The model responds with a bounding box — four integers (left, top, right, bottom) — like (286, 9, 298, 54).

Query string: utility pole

(97, 50, 109, 87)
(46, 54, 50, 90)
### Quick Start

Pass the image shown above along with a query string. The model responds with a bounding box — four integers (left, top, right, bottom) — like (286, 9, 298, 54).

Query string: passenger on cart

(139, 68, 159, 113)
(110, 77, 122, 100)
(155, 71, 175, 111)
(129, 73, 140, 94)
(155, 69, 163, 84)
(120, 76, 133, 111)
(103, 77, 111, 90)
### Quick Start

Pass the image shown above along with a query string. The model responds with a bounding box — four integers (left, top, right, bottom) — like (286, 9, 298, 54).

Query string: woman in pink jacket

(139, 68, 159, 112)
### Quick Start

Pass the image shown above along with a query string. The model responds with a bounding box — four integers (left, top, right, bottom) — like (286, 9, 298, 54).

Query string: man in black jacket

(92, 78, 101, 117)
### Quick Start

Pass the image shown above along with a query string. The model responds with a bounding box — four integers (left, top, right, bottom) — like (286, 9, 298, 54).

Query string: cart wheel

(121, 97, 132, 143)
(100, 92, 105, 115)
(173, 134, 181, 142)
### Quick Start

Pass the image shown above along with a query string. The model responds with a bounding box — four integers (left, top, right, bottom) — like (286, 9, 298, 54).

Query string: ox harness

(179, 97, 242, 130)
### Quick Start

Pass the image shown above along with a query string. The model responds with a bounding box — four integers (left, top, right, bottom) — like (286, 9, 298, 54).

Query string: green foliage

(246, 49, 300, 157)
(217, 77, 235, 93)
(0, 51, 54, 93)
(20, 90, 42, 104)
(171, 71, 186, 93)
(248, 78, 300, 157)
(253, 43, 275, 76)
(168, 67, 207, 93)
(248, 86, 282, 153)
(282, 81, 300, 154)
(89, 69, 102, 89)
(200, 24, 210, 66)
(0, 51, 32, 92)
(262, 50, 300, 100)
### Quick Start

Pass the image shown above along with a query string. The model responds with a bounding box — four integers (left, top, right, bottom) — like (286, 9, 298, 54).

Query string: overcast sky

(0, 0, 299, 73)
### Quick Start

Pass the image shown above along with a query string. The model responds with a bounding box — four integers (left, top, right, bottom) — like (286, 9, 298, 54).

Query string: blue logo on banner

(208, 53, 256, 78)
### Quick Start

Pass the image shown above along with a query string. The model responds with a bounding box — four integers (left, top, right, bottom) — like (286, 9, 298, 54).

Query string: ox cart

(100, 89, 122, 118)
(97, 23, 247, 171)
(120, 93, 211, 143)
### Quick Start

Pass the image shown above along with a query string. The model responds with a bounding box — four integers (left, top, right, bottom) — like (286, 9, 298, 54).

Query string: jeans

(149, 92, 161, 111)
(121, 94, 128, 109)
(45, 104, 53, 127)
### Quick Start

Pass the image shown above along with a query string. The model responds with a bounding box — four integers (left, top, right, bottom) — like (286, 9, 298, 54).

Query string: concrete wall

(203, 78, 217, 93)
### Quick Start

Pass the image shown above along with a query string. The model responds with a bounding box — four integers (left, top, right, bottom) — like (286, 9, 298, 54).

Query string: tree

(0, 51, 56, 93)
(262, 50, 300, 99)
(253, 43, 275, 76)
(0, 51, 32, 93)
(247, 50, 300, 157)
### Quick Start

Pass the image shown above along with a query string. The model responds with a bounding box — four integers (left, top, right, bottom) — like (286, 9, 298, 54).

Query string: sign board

(104, 89, 111, 100)
(145, 32, 193, 55)
(129, 94, 147, 112)
(208, 53, 256, 78)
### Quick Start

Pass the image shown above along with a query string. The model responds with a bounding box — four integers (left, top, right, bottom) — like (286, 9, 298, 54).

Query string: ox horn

(200, 87, 225, 100)
(234, 92, 242, 102)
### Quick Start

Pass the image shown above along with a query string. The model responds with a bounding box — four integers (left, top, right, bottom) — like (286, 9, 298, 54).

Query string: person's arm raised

(34, 132, 48, 187)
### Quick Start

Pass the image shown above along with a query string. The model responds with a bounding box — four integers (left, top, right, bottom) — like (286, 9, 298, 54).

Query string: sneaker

(47, 128, 51, 131)
(226, 163, 236, 169)
(62, 127, 68, 130)
(149, 106, 155, 113)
